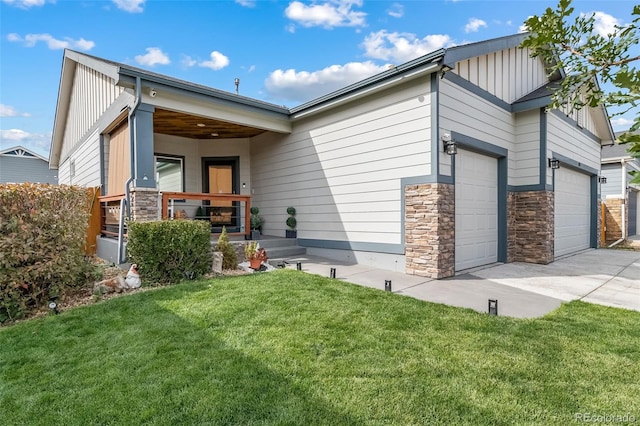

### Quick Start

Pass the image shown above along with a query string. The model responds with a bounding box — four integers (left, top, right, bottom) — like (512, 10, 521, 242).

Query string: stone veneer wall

(603, 198, 624, 243)
(507, 190, 554, 264)
(597, 201, 603, 248)
(405, 183, 454, 279)
(130, 188, 160, 222)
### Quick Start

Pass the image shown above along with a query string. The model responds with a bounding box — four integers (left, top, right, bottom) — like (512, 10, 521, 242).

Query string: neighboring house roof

(0, 146, 58, 184)
(0, 145, 48, 161)
(602, 131, 640, 163)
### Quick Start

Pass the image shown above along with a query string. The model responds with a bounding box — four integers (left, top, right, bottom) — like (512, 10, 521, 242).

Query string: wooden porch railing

(161, 192, 251, 237)
(98, 193, 126, 237)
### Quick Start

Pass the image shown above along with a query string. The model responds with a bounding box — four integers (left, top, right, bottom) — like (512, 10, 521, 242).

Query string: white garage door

(455, 149, 498, 271)
(637, 191, 640, 236)
(629, 190, 637, 236)
(555, 167, 591, 257)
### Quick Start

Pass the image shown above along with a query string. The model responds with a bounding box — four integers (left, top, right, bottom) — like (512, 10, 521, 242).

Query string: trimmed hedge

(0, 183, 94, 323)
(126, 220, 212, 284)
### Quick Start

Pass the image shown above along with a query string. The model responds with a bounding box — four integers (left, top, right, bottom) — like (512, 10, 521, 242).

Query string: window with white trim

(155, 155, 184, 192)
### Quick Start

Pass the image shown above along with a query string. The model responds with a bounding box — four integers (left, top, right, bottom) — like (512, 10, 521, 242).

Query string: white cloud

(465, 18, 487, 33)
(387, 3, 403, 19)
(235, 0, 255, 7)
(590, 11, 621, 37)
(0, 129, 51, 157)
(112, 0, 145, 13)
(611, 117, 634, 129)
(199, 51, 230, 71)
(7, 33, 95, 51)
(181, 55, 197, 68)
(285, 0, 366, 29)
(135, 47, 170, 66)
(1, 0, 46, 9)
(361, 30, 454, 63)
(0, 104, 30, 117)
(264, 61, 388, 104)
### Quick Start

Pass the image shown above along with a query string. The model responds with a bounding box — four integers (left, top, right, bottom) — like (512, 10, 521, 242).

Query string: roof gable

(0, 145, 48, 161)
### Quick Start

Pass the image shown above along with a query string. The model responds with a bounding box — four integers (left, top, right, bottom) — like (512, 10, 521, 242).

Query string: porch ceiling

(153, 108, 266, 139)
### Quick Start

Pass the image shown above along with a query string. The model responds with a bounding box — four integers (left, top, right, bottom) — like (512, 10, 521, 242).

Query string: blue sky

(0, 0, 637, 158)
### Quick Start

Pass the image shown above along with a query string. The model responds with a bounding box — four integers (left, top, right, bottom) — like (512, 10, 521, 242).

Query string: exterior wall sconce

(548, 158, 560, 169)
(598, 176, 607, 184)
(442, 132, 458, 155)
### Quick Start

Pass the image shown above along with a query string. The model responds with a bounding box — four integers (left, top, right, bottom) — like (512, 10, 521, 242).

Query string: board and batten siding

(559, 96, 598, 136)
(61, 63, 123, 162)
(58, 129, 101, 187)
(545, 112, 600, 186)
(251, 77, 432, 245)
(439, 79, 517, 180)
(454, 46, 547, 104)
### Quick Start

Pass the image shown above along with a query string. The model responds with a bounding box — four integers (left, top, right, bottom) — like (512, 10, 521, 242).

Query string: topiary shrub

(214, 226, 238, 270)
(127, 219, 211, 284)
(0, 183, 94, 323)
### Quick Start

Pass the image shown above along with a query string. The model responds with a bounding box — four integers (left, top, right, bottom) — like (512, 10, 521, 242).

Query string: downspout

(125, 76, 142, 218)
(621, 159, 627, 241)
(118, 76, 142, 264)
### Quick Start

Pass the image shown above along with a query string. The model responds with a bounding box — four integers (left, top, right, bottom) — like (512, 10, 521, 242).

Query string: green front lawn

(1, 270, 638, 425)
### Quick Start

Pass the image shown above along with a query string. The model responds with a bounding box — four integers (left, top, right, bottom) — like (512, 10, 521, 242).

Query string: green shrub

(214, 226, 237, 270)
(127, 220, 212, 284)
(250, 207, 263, 230)
(0, 183, 93, 323)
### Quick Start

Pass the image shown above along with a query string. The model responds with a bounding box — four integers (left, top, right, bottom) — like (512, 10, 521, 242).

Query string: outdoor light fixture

(488, 299, 498, 316)
(385, 280, 392, 292)
(598, 176, 607, 184)
(548, 158, 560, 169)
(48, 301, 59, 315)
(330, 268, 336, 279)
(442, 132, 458, 155)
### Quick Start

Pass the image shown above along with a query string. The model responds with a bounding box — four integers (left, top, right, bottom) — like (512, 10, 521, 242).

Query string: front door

(203, 157, 239, 231)
(208, 165, 233, 206)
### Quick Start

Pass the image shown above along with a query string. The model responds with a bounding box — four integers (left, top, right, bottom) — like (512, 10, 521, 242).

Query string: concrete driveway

(280, 248, 640, 318)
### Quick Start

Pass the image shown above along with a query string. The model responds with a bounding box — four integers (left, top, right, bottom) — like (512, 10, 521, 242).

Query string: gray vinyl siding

(58, 129, 101, 187)
(454, 46, 547, 103)
(512, 110, 541, 187)
(61, 63, 123, 161)
(600, 163, 623, 199)
(439, 78, 517, 181)
(0, 157, 58, 184)
(251, 76, 432, 244)
(546, 112, 600, 186)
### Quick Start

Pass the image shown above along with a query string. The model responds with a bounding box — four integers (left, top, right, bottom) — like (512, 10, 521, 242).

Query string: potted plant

(250, 207, 264, 240)
(244, 241, 268, 270)
(286, 206, 297, 238)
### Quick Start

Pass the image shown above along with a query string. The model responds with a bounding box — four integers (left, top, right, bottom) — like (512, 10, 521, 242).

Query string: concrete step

(253, 237, 300, 249)
(265, 245, 307, 259)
